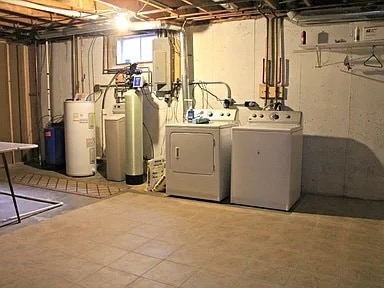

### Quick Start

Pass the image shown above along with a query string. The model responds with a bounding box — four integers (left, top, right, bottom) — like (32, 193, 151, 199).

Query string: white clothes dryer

(166, 109, 238, 201)
(230, 111, 303, 211)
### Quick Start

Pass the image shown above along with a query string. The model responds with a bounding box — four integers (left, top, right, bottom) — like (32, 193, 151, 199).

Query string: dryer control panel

(189, 109, 238, 122)
(248, 111, 302, 125)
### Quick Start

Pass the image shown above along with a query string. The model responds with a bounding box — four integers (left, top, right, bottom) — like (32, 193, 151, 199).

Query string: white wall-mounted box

(363, 26, 384, 41)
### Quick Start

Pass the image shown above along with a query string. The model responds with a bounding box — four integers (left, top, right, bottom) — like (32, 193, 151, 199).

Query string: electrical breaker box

(153, 38, 175, 92)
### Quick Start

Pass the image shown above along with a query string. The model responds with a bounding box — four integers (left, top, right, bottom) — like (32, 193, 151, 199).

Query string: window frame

(116, 33, 157, 65)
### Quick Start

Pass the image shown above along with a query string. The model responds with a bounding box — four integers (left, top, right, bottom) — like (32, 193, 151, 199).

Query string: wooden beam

(27, 0, 112, 12)
(24, 0, 74, 10)
(263, 0, 278, 9)
(181, 0, 208, 13)
(138, 0, 178, 16)
(95, 0, 141, 11)
(19, 45, 33, 145)
(0, 3, 61, 19)
(0, 13, 50, 27)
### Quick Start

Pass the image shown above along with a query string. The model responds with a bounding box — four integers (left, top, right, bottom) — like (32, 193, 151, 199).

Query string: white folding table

(0, 142, 38, 223)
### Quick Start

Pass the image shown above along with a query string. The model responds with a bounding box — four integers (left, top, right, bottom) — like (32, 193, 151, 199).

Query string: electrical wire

(38, 114, 63, 131)
(143, 122, 155, 159)
(51, 115, 64, 123)
(169, 34, 181, 55)
(38, 114, 51, 130)
(135, 1, 148, 18)
(101, 71, 120, 109)
(173, 98, 179, 123)
(262, 101, 277, 110)
(87, 37, 97, 93)
(99, 71, 122, 157)
(142, 87, 167, 111)
(160, 107, 171, 157)
(196, 83, 225, 103)
(143, 88, 160, 110)
(38, 46, 46, 76)
(94, 90, 104, 103)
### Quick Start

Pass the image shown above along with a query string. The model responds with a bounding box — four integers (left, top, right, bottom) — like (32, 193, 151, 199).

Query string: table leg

(1, 153, 21, 223)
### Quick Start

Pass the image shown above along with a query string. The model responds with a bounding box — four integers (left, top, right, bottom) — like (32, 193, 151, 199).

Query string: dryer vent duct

(287, 5, 384, 26)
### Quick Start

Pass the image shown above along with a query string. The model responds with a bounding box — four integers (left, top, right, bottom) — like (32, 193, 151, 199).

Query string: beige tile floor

(1, 189, 384, 288)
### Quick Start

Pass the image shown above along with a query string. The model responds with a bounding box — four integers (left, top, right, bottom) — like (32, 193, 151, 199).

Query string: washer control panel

(189, 109, 238, 121)
(248, 111, 302, 124)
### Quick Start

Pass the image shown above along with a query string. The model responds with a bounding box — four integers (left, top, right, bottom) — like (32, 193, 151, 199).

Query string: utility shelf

(299, 40, 384, 50)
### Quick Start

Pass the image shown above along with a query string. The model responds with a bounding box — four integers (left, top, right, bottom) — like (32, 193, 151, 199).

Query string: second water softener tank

(64, 100, 96, 176)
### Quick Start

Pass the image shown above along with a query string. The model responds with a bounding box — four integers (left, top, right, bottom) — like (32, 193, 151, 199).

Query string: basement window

(116, 34, 156, 64)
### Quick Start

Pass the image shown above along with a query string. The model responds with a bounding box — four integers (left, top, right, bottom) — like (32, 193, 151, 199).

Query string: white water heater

(64, 100, 96, 176)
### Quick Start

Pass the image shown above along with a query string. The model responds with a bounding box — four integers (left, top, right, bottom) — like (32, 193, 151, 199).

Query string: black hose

(101, 71, 120, 110)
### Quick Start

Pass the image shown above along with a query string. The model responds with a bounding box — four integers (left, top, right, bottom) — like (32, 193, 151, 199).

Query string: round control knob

(272, 113, 279, 120)
(259, 114, 264, 118)
(252, 114, 257, 118)
(220, 112, 224, 116)
(208, 112, 213, 117)
(227, 113, 231, 117)
(286, 115, 291, 119)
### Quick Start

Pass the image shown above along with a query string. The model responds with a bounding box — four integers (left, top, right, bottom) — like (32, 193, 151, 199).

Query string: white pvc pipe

(45, 41, 51, 120)
(180, 30, 190, 119)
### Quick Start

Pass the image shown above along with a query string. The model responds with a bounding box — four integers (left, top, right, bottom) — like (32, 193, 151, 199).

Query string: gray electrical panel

(153, 38, 173, 92)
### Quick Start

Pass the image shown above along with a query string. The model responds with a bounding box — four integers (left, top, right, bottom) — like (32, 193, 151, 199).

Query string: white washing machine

(166, 109, 238, 201)
(231, 110, 303, 211)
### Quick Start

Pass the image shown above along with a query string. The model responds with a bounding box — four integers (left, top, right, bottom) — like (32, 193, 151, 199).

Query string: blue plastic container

(44, 124, 65, 167)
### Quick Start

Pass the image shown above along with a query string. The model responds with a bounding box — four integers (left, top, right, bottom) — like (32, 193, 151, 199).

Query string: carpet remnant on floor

(10, 173, 127, 199)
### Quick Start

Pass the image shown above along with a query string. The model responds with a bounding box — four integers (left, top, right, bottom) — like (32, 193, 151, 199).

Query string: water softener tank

(44, 123, 65, 167)
(125, 89, 144, 184)
(64, 100, 96, 176)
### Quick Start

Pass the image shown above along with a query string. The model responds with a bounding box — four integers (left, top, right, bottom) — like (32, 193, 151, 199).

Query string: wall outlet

(259, 84, 267, 98)
(93, 84, 101, 92)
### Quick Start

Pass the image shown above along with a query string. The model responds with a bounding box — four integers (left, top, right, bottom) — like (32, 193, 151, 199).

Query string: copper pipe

(274, 17, 278, 97)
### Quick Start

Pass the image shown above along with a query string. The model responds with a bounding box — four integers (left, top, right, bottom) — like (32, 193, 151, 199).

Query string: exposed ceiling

(1, 0, 384, 42)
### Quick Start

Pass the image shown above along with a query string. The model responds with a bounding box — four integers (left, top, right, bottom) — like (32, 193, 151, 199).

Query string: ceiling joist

(0, 0, 384, 42)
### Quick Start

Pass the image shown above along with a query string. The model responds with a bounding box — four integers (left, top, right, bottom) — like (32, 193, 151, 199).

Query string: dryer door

(169, 132, 214, 175)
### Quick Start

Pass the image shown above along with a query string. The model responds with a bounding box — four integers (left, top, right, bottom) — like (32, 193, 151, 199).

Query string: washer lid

(234, 124, 302, 133)
(166, 122, 238, 129)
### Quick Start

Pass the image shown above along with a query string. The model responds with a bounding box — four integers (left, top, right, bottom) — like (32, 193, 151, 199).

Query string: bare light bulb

(114, 13, 130, 31)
